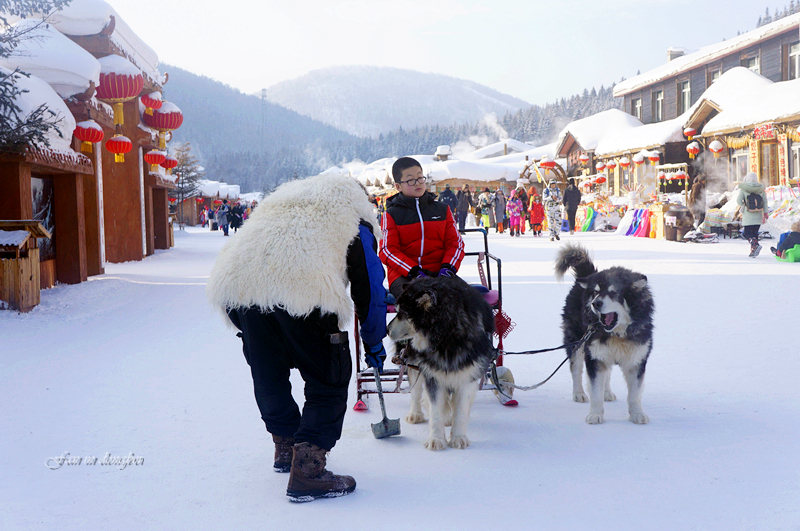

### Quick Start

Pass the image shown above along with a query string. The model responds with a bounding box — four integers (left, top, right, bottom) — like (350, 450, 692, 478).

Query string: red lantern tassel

(113, 102, 124, 126)
(81, 141, 93, 153)
(158, 131, 166, 149)
(145, 107, 154, 116)
(115, 153, 125, 163)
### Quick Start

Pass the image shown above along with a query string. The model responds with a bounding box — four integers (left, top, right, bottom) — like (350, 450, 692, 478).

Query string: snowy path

(2, 226, 799, 530)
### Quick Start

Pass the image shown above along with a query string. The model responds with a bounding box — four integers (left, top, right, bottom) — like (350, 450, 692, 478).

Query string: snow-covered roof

(555, 109, 643, 155)
(702, 77, 800, 135)
(199, 180, 220, 197)
(614, 13, 800, 97)
(426, 159, 518, 183)
(0, 230, 30, 247)
(47, 0, 161, 84)
(460, 139, 532, 160)
(595, 114, 686, 156)
(0, 18, 100, 99)
(1, 65, 75, 153)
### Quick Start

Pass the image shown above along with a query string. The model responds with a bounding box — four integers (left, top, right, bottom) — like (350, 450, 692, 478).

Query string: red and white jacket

(380, 192, 465, 287)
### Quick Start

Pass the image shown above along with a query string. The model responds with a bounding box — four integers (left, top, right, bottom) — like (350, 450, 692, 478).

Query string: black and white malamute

(387, 276, 495, 450)
(556, 244, 654, 425)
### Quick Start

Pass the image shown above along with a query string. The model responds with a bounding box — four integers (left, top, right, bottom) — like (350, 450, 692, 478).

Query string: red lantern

(606, 160, 617, 171)
(619, 156, 631, 169)
(141, 92, 163, 116)
(675, 170, 688, 181)
(73, 119, 104, 153)
(684, 127, 697, 140)
(213, 200, 222, 205)
(579, 153, 590, 165)
(686, 141, 700, 159)
(169, 197, 177, 203)
(142, 101, 184, 149)
(595, 161, 606, 172)
(709, 140, 725, 159)
(195, 197, 204, 203)
(95, 55, 144, 127)
(633, 153, 645, 166)
(657, 171, 667, 180)
(539, 156, 556, 173)
(648, 152, 660, 165)
(105, 135, 132, 163)
(596, 176, 607, 184)
(160, 155, 178, 175)
(144, 150, 166, 172)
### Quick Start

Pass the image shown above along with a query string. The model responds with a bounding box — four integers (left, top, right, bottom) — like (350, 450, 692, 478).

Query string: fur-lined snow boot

(272, 434, 294, 473)
(286, 442, 356, 502)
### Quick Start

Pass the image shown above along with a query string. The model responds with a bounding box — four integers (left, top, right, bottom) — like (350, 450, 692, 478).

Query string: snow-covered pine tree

(0, 0, 71, 153)
(171, 142, 203, 224)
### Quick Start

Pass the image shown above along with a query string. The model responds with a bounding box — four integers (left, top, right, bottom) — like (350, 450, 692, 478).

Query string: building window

(631, 98, 642, 120)
(731, 149, 749, 183)
(652, 90, 664, 122)
(742, 55, 760, 73)
(708, 68, 721, 86)
(790, 42, 800, 80)
(677, 80, 691, 114)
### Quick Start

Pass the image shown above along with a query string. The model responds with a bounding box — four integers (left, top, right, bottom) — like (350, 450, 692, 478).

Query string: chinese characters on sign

(753, 123, 776, 140)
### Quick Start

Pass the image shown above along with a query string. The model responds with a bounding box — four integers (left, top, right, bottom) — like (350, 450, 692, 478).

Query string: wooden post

(152, 187, 169, 250)
(53, 173, 88, 284)
(0, 161, 33, 220)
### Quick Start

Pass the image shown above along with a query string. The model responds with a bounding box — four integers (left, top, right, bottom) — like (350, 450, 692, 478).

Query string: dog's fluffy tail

(555, 244, 597, 281)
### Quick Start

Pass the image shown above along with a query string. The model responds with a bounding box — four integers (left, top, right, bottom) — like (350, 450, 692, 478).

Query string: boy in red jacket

(380, 157, 465, 298)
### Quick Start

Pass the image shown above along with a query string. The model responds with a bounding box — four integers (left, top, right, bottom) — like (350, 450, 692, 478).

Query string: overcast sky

(111, 0, 778, 105)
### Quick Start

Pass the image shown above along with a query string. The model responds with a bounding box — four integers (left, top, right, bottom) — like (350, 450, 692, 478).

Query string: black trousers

(229, 307, 351, 451)
(567, 208, 578, 231)
(457, 210, 468, 231)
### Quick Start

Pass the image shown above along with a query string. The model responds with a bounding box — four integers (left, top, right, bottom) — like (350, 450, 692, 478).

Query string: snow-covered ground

(2, 226, 799, 530)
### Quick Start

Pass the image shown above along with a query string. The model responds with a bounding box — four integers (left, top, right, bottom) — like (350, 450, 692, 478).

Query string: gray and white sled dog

(387, 275, 495, 450)
(556, 244, 654, 425)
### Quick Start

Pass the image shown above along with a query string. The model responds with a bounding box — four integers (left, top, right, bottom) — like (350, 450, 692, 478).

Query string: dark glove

(365, 342, 387, 373)
(438, 264, 456, 277)
(408, 266, 427, 279)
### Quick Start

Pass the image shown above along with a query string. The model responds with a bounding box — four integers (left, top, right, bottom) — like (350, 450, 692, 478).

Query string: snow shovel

(371, 367, 401, 439)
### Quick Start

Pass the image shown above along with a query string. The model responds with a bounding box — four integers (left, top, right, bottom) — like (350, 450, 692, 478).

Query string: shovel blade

(371, 417, 401, 439)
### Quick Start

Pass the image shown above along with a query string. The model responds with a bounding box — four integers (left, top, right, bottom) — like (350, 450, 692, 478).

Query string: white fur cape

(206, 173, 380, 329)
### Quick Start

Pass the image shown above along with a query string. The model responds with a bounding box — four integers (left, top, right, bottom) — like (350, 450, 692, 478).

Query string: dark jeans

(456, 210, 468, 231)
(228, 307, 351, 451)
(743, 225, 759, 240)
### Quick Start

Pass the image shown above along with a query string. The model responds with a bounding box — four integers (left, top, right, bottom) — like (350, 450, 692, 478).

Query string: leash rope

(489, 327, 595, 399)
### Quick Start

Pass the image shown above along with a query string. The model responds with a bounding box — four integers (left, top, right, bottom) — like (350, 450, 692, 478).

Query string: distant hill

(162, 64, 354, 164)
(263, 66, 531, 138)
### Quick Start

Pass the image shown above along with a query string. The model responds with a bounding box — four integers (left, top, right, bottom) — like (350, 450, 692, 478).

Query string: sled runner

(354, 228, 517, 410)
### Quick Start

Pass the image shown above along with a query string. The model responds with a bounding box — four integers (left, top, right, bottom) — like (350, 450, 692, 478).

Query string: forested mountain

(165, 64, 621, 193)
(263, 66, 531, 138)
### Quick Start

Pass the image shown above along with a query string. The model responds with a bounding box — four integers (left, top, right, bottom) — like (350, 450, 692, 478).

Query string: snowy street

(2, 226, 799, 530)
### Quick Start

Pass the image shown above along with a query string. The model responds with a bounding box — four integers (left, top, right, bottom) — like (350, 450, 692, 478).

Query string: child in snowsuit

(529, 195, 545, 236)
(771, 221, 800, 258)
(543, 179, 562, 241)
(506, 190, 524, 237)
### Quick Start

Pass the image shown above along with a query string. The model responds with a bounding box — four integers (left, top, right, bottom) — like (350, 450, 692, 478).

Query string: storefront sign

(778, 133, 788, 185)
(753, 123, 776, 140)
(749, 139, 759, 174)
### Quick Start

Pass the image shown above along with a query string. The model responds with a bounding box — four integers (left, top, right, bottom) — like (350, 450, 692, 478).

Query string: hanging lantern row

(96, 55, 144, 128)
(684, 127, 697, 141)
(141, 92, 163, 116)
(658, 171, 689, 182)
(143, 100, 184, 149)
(686, 141, 701, 159)
(195, 197, 204, 203)
(633, 153, 646, 166)
(73, 119, 104, 153)
(595, 161, 606, 172)
(105, 135, 132, 163)
(606, 160, 617, 170)
(648, 152, 660, 165)
(708, 139, 725, 158)
(619, 156, 630, 170)
(143, 150, 166, 172)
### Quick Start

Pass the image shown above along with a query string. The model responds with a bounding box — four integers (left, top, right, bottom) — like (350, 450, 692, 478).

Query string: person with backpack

(455, 184, 474, 231)
(217, 200, 231, 236)
(438, 183, 458, 220)
(736, 172, 769, 257)
(478, 187, 493, 228)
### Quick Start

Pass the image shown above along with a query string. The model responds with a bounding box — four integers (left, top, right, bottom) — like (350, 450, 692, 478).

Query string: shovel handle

(373, 367, 389, 418)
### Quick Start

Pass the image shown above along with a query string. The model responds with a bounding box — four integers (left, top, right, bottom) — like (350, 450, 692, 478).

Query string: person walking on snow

(737, 172, 769, 258)
(455, 184, 474, 231)
(493, 189, 507, 233)
(506, 189, 524, 237)
(562, 178, 582, 234)
(217, 199, 231, 236)
(529, 194, 545, 236)
(543, 179, 562, 241)
(206, 173, 388, 502)
(438, 183, 458, 219)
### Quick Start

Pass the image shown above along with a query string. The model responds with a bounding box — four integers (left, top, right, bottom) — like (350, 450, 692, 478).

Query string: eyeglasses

(401, 176, 427, 186)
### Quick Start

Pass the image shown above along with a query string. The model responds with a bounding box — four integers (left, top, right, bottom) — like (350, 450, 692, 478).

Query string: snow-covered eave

(700, 112, 800, 137)
(614, 13, 800, 97)
(555, 132, 587, 157)
(1, 146, 95, 175)
(685, 99, 724, 131)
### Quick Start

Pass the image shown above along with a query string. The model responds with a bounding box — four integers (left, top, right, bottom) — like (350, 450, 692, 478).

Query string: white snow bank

(1, 66, 75, 153)
(596, 114, 687, 156)
(0, 18, 100, 98)
(555, 109, 642, 154)
(702, 78, 800, 134)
